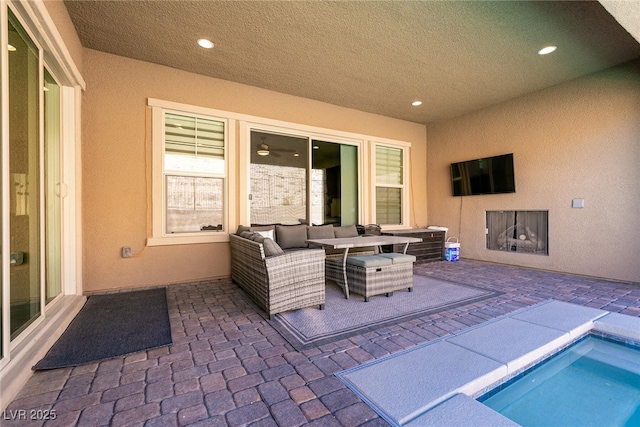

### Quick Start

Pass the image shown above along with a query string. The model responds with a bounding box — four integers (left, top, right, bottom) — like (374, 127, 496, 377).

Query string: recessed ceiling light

(197, 39, 214, 49)
(8, 44, 16, 52)
(538, 45, 557, 55)
(412, 101, 423, 106)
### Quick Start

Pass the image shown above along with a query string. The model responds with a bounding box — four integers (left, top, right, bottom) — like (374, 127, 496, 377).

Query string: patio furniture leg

(341, 249, 350, 299)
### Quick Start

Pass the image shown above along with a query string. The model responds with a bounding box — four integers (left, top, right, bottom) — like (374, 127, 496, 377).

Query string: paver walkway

(4, 260, 639, 426)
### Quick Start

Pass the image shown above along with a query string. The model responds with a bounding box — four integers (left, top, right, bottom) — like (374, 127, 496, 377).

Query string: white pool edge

(336, 299, 640, 427)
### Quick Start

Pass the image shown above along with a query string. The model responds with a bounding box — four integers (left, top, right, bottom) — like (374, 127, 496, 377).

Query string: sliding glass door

(1, 1, 80, 389)
(249, 131, 309, 225)
(8, 10, 41, 339)
(3, 9, 66, 350)
(248, 129, 359, 227)
(311, 140, 358, 226)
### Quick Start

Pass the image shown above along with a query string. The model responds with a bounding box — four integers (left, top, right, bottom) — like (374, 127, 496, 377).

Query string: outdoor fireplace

(486, 210, 548, 255)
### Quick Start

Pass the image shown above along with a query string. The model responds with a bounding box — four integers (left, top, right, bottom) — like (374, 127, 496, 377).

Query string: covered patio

(5, 260, 639, 426)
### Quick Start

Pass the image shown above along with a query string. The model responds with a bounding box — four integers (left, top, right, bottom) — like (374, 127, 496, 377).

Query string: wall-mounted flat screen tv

(451, 153, 515, 196)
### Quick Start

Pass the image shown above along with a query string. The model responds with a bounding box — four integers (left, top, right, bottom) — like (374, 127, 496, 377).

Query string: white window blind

(375, 146, 403, 225)
(164, 113, 225, 174)
(163, 112, 225, 233)
(376, 146, 403, 185)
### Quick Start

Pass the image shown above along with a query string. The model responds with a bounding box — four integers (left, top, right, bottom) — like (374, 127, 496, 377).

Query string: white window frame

(148, 99, 235, 245)
(370, 140, 411, 229)
(148, 99, 412, 242)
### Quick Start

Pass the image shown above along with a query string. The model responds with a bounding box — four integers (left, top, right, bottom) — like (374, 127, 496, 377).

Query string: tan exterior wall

(426, 60, 640, 283)
(81, 49, 427, 292)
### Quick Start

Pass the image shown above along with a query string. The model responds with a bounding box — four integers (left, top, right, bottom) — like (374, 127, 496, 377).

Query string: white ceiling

(63, 0, 640, 125)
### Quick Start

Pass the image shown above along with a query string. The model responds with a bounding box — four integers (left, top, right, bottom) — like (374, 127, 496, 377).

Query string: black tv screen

(451, 153, 515, 196)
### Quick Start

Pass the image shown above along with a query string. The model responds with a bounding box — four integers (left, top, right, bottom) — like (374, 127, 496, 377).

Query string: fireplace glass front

(486, 210, 548, 255)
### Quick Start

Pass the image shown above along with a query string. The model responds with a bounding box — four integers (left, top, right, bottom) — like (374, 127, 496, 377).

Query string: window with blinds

(375, 146, 404, 225)
(163, 112, 225, 233)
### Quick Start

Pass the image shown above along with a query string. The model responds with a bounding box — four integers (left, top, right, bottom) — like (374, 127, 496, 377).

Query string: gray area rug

(271, 274, 501, 350)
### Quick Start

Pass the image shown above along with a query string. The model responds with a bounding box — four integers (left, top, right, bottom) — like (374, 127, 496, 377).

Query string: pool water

(479, 335, 640, 427)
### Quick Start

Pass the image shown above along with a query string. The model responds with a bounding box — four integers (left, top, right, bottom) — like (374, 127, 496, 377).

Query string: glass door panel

(9, 11, 41, 338)
(249, 131, 308, 225)
(44, 69, 61, 303)
(311, 141, 358, 226)
(1, 15, 3, 360)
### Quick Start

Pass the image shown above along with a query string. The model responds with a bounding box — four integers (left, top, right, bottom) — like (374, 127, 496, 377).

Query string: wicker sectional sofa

(229, 233, 326, 318)
(230, 223, 378, 317)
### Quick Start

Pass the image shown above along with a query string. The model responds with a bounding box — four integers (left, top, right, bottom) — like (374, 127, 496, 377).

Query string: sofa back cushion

(306, 224, 335, 240)
(276, 224, 308, 249)
(334, 224, 359, 238)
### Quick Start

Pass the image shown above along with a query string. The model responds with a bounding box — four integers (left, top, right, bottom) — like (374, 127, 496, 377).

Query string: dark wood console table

(381, 229, 445, 263)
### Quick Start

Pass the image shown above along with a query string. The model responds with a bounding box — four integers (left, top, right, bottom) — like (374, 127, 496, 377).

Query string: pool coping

(335, 299, 640, 427)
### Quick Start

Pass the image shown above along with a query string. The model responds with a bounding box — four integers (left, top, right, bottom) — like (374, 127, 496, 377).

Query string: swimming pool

(479, 335, 640, 427)
(336, 300, 640, 426)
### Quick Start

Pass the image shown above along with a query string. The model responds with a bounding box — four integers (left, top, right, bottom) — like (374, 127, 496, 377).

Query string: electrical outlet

(122, 246, 132, 258)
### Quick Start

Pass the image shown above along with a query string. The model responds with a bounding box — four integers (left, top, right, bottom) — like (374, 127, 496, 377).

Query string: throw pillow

(334, 224, 359, 238)
(275, 224, 308, 249)
(237, 225, 251, 235)
(262, 238, 285, 257)
(240, 231, 254, 239)
(306, 224, 335, 240)
(248, 232, 265, 243)
(255, 229, 275, 240)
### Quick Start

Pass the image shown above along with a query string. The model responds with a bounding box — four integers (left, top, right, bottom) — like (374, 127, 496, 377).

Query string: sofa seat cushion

(346, 255, 393, 268)
(378, 253, 417, 264)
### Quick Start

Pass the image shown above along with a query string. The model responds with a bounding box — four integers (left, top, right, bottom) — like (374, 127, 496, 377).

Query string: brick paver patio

(4, 260, 639, 426)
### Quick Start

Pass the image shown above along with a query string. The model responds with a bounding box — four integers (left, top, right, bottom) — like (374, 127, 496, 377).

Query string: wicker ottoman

(346, 254, 415, 302)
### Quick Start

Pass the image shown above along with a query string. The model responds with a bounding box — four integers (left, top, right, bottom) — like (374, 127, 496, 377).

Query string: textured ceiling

(63, 0, 640, 125)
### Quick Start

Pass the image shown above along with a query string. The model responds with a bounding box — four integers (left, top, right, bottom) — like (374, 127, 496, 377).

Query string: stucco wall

(426, 60, 640, 283)
(81, 49, 427, 292)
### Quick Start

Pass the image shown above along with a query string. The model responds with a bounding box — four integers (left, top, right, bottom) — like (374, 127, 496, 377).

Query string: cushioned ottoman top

(378, 253, 417, 264)
(346, 255, 393, 268)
